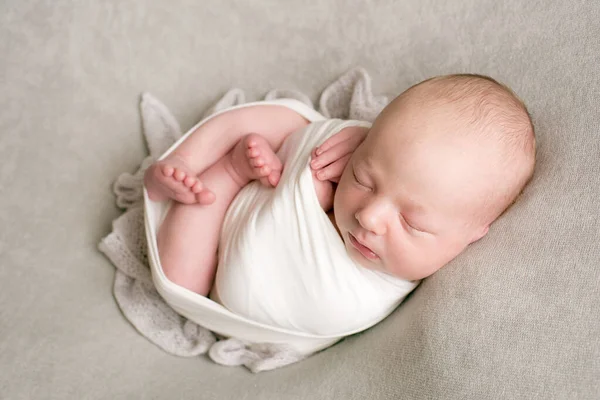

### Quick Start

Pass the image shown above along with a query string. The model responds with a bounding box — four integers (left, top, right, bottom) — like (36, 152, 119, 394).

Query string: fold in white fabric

(216, 118, 417, 335)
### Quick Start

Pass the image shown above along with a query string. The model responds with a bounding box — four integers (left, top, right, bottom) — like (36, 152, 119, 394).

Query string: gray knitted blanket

(98, 67, 389, 372)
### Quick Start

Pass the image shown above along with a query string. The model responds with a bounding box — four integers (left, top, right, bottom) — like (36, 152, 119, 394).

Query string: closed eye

(401, 214, 428, 234)
(352, 168, 372, 191)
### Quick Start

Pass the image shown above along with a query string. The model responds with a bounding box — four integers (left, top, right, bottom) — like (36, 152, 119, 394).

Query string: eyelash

(352, 169, 372, 191)
(400, 214, 425, 234)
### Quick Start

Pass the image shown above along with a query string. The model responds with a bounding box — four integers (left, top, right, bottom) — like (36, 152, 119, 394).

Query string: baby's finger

(311, 139, 353, 169)
(315, 128, 356, 155)
(316, 154, 351, 182)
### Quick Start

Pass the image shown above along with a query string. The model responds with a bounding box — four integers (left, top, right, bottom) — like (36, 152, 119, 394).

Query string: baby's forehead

(368, 97, 512, 156)
(359, 122, 503, 186)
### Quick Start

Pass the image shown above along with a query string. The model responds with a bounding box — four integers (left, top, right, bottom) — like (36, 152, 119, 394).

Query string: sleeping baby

(144, 74, 535, 336)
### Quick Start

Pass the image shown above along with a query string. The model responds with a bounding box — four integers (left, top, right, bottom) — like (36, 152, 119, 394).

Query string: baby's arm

(310, 126, 370, 211)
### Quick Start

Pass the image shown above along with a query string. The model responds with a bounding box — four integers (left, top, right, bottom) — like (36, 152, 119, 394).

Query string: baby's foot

(230, 134, 283, 187)
(144, 155, 213, 204)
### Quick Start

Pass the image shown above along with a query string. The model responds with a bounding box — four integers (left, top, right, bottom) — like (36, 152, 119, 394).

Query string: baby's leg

(157, 134, 282, 295)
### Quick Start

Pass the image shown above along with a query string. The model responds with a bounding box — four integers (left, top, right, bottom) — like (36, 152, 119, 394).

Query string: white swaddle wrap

(214, 118, 418, 336)
(144, 99, 418, 355)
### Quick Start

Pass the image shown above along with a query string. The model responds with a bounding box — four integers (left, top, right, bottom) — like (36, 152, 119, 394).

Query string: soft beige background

(1, 0, 598, 399)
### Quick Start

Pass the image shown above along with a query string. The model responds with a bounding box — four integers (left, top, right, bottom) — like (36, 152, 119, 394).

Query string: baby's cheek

(385, 234, 424, 278)
(385, 237, 406, 263)
(333, 187, 352, 220)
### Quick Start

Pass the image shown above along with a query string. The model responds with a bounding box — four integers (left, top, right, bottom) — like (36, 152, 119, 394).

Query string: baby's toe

(246, 137, 257, 148)
(173, 192, 196, 205)
(183, 176, 196, 188)
(259, 165, 271, 176)
(244, 133, 263, 149)
(191, 181, 204, 193)
(247, 148, 260, 158)
(161, 164, 175, 177)
(173, 168, 186, 182)
(252, 157, 265, 168)
(268, 170, 281, 186)
(196, 190, 216, 205)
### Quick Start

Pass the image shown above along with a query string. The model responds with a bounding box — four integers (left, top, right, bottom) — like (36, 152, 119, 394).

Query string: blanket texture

(98, 67, 389, 372)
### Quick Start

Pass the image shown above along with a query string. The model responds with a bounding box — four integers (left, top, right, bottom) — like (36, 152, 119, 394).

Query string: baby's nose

(355, 203, 388, 236)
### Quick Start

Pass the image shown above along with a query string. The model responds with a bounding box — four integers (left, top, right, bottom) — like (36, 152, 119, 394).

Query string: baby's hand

(310, 126, 369, 183)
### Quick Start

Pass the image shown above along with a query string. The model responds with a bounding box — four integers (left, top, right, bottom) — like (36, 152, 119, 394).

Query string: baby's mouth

(348, 233, 380, 261)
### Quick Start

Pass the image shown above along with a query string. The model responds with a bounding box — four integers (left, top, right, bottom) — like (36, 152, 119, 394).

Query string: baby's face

(333, 104, 496, 281)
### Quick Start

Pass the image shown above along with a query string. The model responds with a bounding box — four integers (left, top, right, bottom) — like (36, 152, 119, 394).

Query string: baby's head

(334, 74, 535, 281)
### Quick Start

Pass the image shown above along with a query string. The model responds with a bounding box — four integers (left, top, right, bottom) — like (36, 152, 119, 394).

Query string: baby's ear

(470, 225, 489, 243)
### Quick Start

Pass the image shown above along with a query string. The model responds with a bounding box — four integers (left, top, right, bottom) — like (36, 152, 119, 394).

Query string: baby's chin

(356, 255, 423, 281)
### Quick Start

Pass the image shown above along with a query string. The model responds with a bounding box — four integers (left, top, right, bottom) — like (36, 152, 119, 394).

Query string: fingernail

(317, 171, 324, 179)
(316, 148, 322, 155)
